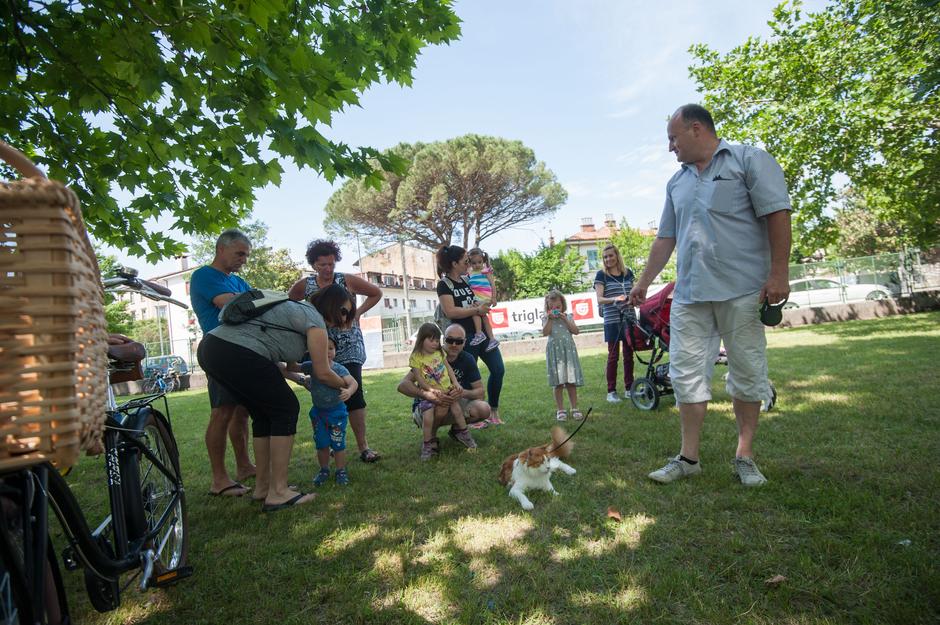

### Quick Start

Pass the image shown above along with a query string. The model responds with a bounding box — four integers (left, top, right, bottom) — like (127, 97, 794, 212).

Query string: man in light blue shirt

(190, 229, 255, 496)
(630, 104, 791, 487)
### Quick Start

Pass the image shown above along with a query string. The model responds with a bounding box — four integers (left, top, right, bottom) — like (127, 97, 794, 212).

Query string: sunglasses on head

(444, 337, 465, 345)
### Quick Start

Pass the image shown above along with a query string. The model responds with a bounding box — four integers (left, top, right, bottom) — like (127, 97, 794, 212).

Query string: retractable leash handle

(760, 297, 787, 326)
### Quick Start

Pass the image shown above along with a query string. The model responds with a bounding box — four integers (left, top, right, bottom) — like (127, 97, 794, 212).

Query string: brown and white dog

(497, 427, 576, 510)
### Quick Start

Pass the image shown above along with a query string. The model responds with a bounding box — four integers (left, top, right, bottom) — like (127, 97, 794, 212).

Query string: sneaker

(335, 468, 349, 486)
(468, 419, 489, 430)
(469, 332, 487, 346)
(606, 391, 621, 403)
(485, 337, 500, 352)
(420, 439, 437, 461)
(313, 467, 331, 486)
(623, 389, 633, 400)
(486, 413, 504, 425)
(448, 427, 477, 449)
(648, 455, 702, 484)
(732, 456, 767, 486)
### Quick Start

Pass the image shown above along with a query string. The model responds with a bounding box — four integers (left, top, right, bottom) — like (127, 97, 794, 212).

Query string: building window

(384, 297, 391, 308)
(587, 249, 600, 270)
(409, 299, 416, 310)
(427, 300, 434, 310)
(392, 298, 398, 308)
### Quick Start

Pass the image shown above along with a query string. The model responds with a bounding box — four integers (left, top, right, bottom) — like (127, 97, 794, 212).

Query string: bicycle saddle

(107, 340, 146, 364)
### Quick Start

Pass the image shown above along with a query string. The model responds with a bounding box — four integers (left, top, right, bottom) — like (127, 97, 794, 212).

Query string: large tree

(324, 134, 567, 249)
(608, 220, 676, 283)
(689, 0, 940, 255)
(834, 190, 905, 258)
(189, 220, 302, 291)
(2, 0, 460, 258)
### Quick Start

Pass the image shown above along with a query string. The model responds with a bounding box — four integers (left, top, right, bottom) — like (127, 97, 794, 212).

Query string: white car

(784, 278, 892, 309)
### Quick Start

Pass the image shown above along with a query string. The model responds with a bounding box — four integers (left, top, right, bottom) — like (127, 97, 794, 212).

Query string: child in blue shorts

(304, 339, 358, 486)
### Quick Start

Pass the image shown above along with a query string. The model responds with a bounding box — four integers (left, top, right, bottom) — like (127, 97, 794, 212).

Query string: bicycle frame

(101, 396, 183, 568)
(18, 398, 182, 581)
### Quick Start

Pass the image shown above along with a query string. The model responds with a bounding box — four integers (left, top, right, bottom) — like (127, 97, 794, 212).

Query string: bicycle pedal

(62, 546, 80, 571)
(149, 565, 194, 588)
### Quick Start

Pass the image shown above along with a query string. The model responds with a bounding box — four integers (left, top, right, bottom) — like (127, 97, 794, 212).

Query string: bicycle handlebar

(139, 278, 172, 297)
(103, 269, 188, 309)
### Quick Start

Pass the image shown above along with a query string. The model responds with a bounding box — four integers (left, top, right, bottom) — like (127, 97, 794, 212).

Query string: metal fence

(789, 248, 940, 296)
(137, 249, 940, 362)
(382, 314, 433, 353)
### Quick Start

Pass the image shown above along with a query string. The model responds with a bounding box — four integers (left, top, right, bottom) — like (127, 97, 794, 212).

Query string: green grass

(59, 312, 940, 624)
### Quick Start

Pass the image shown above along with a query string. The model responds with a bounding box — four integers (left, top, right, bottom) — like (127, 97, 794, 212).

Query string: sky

(109, 0, 825, 278)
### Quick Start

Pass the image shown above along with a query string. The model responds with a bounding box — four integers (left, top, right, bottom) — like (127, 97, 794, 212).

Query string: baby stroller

(623, 283, 675, 410)
(624, 283, 777, 412)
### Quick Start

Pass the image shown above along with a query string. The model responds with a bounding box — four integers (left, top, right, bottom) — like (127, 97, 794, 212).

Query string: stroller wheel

(630, 378, 660, 411)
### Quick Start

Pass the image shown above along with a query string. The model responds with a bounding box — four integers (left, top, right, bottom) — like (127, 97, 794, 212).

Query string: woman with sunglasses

(198, 296, 347, 512)
(436, 245, 505, 426)
(289, 239, 383, 463)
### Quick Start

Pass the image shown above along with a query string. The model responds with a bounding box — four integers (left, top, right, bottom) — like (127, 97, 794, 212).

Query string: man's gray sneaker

(648, 455, 702, 483)
(732, 456, 767, 486)
(420, 439, 437, 461)
(448, 427, 477, 449)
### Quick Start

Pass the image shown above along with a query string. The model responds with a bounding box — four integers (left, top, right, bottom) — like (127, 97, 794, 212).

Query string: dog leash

(552, 406, 591, 450)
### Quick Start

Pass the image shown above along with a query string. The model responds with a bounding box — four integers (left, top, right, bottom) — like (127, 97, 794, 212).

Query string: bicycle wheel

(0, 475, 70, 624)
(164, 376, 178, 394)
(142, 377, 160, 394)
(120, 411, 188, 579)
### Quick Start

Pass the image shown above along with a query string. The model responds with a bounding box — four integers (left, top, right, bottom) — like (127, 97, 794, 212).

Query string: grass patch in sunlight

(55, 312, 940, 625)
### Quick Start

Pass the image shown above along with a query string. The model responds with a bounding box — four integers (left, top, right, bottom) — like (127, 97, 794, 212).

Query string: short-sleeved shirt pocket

(707, 159, 751, 217)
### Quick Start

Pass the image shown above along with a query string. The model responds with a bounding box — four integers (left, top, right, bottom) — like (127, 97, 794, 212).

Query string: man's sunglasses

(444, 337, 465, 345)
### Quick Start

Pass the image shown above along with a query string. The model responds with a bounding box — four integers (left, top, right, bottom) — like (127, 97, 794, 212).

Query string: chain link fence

(789, 248, 940, 297)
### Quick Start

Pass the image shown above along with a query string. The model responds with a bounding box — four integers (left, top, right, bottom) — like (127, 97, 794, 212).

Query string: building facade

(354, 243, 440, 321)
(560, 214, 656, 285)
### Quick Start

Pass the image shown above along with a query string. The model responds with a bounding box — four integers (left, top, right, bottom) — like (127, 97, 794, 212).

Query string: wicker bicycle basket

(0, 154, 109, 471)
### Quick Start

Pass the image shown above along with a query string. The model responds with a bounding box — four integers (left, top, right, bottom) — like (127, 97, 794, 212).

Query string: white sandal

(556, 410, 568, 421)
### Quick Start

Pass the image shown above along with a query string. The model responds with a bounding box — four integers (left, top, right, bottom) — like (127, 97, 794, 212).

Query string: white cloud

(607, 105, 641, 119)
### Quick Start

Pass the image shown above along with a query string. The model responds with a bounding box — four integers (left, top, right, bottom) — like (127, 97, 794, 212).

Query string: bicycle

(0, 268, 192, 623)
(143, 368, 179, 395)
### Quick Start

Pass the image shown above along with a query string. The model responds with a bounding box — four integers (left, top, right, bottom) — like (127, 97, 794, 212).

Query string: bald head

(443, 324, 466, 358)
(668, 104, 720, 171)
(672, 104, 716, 135)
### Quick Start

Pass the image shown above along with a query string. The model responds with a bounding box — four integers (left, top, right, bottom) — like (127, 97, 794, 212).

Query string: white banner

(486, 290, 604, 334)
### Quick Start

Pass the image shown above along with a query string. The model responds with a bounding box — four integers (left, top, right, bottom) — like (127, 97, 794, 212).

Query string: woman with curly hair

(288, 239, 383, 463)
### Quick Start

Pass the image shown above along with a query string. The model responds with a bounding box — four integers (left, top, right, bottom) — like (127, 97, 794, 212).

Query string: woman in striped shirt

(593, 244, 637, 403)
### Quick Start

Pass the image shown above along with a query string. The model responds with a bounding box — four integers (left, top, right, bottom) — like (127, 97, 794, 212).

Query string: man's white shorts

(669, 291, 770, 404)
